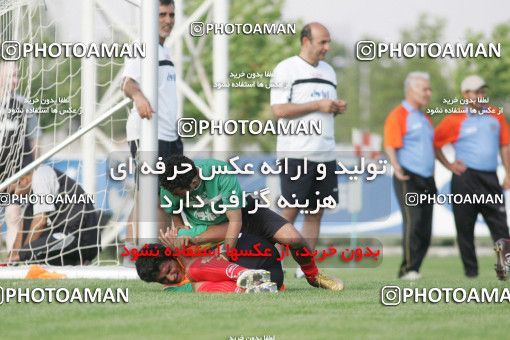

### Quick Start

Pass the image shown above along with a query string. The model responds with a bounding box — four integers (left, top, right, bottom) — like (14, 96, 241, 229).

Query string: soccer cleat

(245, 282, 278, 294)
(236, 269, 271, 289)
(494, 238, 510, 281)
(400, 271, 421, 281)
(307, 271, 344, 291)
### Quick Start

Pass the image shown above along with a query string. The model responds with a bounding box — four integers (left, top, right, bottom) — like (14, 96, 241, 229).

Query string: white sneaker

(245, 282, 278, 294)
(400, 271, 421, 281)
(236, 269, 271, 289)
(295, 266, 305, 279)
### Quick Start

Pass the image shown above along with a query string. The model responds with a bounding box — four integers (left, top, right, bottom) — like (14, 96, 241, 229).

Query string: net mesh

(0, 0, 140, 267)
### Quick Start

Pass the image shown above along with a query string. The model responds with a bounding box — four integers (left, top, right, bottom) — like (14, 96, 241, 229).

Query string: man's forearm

(122, 78, 143, 100)
(223, 209, 242, 251)
(434, 147, 451, 169)
(192, 224, 228, 245)
(223, 221, 242, 250)
(11, 229, 23, 254)
(271, 102, 319, 119)
(122, 77, 153, 119)
(384, 147, 400, 170)
(500, 145, 510, 174)
(24, 213, 47, 245)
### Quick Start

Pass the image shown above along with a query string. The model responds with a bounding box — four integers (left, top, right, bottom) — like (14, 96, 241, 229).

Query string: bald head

(299, 23, 331, 65)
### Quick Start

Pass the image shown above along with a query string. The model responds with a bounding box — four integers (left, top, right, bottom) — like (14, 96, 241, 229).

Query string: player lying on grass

(135, 232, 281, 293)
(159, 155, 344, 291)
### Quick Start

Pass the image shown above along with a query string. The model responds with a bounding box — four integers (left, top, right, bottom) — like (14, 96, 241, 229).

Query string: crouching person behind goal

(7, 165, 101, 265)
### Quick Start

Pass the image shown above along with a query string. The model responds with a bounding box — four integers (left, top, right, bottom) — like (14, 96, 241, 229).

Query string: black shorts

(129, 138, 184, 188)
(240, 196, 289, 240)
(129, 138, 184, 159)
(279, 158, 338, 210)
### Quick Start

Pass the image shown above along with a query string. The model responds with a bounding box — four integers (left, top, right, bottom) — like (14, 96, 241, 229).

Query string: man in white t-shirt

(270, 23, 347, 277)
(122, 0, 182, 158)
(121, 0, 180, 247)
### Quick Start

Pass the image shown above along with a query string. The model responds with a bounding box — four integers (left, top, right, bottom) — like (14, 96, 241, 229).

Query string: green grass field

(1, 255, 508, 340)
